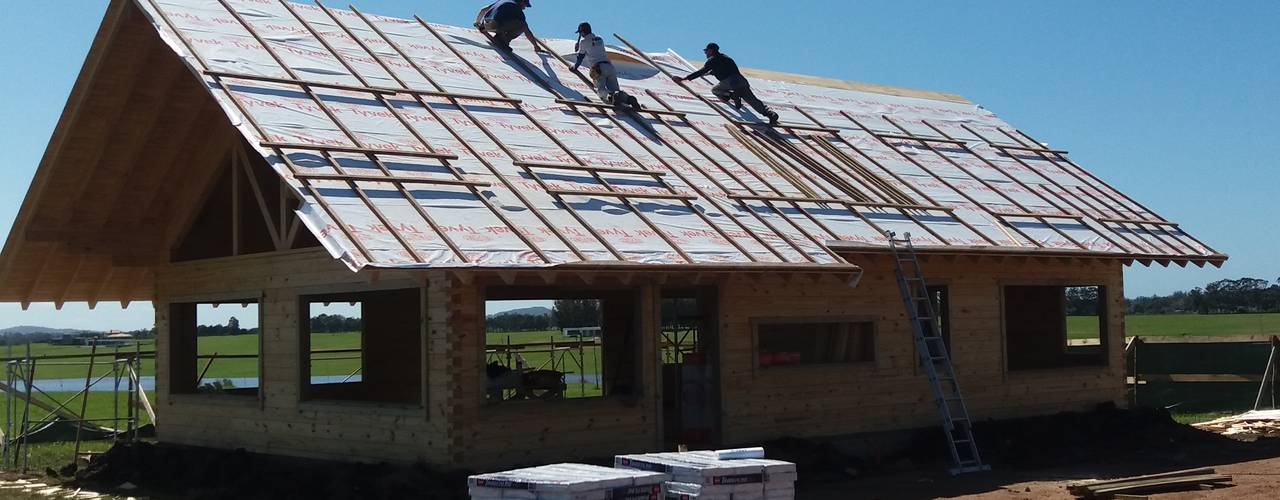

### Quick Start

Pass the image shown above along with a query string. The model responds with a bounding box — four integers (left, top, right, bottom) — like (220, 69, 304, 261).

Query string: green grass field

(1068, 313, 1280, 340)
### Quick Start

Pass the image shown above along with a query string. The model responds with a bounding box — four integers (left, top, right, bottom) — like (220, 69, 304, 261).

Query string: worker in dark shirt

(674, 43, 779, 125)
(474, 0, 545, 53)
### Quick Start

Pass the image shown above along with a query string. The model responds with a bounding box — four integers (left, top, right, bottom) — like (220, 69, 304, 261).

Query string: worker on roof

(475, 0, 545, 53)
(572, 22, 640, 112)
(673, 43, 779, 125)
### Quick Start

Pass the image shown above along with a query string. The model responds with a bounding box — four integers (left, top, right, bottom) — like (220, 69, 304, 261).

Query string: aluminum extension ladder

(889, 233, 990, 475)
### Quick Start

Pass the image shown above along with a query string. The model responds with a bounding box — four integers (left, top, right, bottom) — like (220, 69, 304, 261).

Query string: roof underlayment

(0, 0, 1228, 304)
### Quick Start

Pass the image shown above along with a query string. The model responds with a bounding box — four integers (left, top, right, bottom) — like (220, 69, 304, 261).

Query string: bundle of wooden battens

(1067, 467, 1232, 498)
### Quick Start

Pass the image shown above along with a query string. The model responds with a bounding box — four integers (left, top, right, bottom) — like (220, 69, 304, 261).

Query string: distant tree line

(1, 326, 156, 345)
(1066, 286, 1101, 316)
(1128, 277, 1280, 315)
(485, 312, 552, 333)
(485, 300, 601, 333)
(308, 313, 362, 333)
(196, 316, 260, 337)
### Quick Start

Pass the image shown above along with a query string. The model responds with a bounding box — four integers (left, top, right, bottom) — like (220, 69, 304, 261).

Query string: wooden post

(16, 344, 34, 472)
(1255, 336, 1279, 411)
(195, 352, 219, 388)
(72, 339, 99, 461)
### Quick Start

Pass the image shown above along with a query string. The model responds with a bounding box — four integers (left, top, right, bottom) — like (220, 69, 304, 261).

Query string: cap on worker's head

(519, 0, 531, 6)
(577, 22, 592, 35)
(705, 42, 720, 52)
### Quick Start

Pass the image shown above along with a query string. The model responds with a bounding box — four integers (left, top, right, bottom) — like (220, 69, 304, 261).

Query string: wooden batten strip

(293, 173, 490, 188)
(555, 99, 688, 118)
(513, 161, 667, 177)
(260, 142, 459, 161)
(202, 69, 521, 104)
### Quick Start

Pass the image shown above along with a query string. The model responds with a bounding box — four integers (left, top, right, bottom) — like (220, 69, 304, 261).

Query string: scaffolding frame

(2, 342, 151, 474)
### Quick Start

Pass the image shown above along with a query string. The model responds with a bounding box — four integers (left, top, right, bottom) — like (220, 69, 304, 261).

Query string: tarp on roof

(130, 0, 1223, 271)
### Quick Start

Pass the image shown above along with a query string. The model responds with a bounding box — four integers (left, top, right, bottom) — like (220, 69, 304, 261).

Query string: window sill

(482, 395, 642, 414)
(298, 399, 425, 417)
(168, 393, 261, 408)
(755, 362, 879, 376)
(1006, 365, 1112, 378)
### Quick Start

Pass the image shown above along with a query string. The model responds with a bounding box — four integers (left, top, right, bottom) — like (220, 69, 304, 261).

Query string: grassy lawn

(1068, 313, 1280, 339)
(7, 440, 115, 477)
(1169, 410, 1238, 426)
(19, 390, 156, 427)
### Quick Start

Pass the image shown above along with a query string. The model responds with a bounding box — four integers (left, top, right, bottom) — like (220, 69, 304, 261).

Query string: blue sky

(1, 1, 1276, 330)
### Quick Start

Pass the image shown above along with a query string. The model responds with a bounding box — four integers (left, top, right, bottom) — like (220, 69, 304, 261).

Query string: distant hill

(488, 306, 552, 318)
(0, 326, 99, 336)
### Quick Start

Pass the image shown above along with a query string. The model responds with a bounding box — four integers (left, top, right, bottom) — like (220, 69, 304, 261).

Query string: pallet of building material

(1192, 409, 1280, 442)
(1067, 467, 1232, 498)
(468, 463, 667, 500)
(615, 451, 796, 500)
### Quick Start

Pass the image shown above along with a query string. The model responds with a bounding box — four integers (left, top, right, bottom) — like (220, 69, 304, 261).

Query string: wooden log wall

(153, 248, 451, 464)
(717, 255, 1127, 445)
(152, 247, 1125, 469)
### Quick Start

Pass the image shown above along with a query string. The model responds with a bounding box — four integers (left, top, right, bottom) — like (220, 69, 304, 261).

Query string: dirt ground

(9, 405, 1279, 499)
(801, 439, 1280, 499)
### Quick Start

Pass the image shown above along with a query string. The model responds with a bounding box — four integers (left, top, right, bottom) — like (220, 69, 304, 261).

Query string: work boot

(627, 94, 642, 112)
(493, 38, 513, 52)
(766, 110, 780, 125)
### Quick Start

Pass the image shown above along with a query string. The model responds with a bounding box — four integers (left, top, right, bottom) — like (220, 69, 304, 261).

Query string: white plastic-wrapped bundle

(615, 451, 796, 500)
(468, 463, 668, 500)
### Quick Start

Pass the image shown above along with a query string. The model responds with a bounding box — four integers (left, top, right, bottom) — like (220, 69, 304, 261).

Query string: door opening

(660, 287, 720, 447)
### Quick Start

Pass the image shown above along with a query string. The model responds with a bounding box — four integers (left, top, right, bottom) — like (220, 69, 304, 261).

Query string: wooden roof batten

(0, 0, 1228, 305)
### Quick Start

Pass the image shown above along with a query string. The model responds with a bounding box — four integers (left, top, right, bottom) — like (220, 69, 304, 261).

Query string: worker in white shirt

(572, 22, 640, 111)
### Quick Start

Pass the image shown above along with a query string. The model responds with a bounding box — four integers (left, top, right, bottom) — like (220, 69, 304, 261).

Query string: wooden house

(0, 0, 1225, 469)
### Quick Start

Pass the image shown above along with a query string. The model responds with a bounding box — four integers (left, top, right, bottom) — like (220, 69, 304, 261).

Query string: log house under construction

(0, 0, 1225, 468)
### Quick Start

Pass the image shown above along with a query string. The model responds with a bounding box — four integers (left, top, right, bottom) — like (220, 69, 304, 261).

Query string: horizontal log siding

(717, 256, 1126, 445)
(153, 249, 449, 464)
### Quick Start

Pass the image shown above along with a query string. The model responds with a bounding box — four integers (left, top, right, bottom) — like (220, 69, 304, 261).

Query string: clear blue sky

(1, 0, 1276, 330)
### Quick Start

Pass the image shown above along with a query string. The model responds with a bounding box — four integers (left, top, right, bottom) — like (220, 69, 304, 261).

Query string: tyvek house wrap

(131, 0, 1219, 271)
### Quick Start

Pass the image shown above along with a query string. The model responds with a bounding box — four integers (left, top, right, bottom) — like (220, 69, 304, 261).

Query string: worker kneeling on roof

(475, 0, 545, 53)
(674, 43, 779, 125)
(572, 22, 640, 112)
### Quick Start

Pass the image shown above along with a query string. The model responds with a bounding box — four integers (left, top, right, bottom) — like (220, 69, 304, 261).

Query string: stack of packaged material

(614, 449, 796, 500)
(468, 463, 668, 500)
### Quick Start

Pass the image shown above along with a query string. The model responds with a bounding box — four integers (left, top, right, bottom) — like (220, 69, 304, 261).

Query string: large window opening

(756, 319, 876, 368)
(484, 289, 639, 403)
(300, 289, 422, 405)
(168, 300, 261, 396)
(1004, 285, 1108, 371)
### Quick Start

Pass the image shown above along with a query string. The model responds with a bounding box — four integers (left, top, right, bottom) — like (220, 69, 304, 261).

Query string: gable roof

(0, 0, 1224, 305)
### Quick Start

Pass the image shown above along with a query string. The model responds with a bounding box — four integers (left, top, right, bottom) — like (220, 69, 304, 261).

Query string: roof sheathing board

(130, 0, 1223, 271)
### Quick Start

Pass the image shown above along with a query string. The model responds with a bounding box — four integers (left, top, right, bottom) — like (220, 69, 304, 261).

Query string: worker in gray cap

(475, 0, 545, 53)
(572, 22, 640, 111)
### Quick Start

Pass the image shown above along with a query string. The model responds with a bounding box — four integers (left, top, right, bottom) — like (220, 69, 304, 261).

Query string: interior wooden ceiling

(0, 0, 239, 307)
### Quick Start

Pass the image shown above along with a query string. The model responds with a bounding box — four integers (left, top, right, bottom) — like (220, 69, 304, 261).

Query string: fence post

(1254, 336, 1278, 411)
(1124, 337, 1142, 408)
